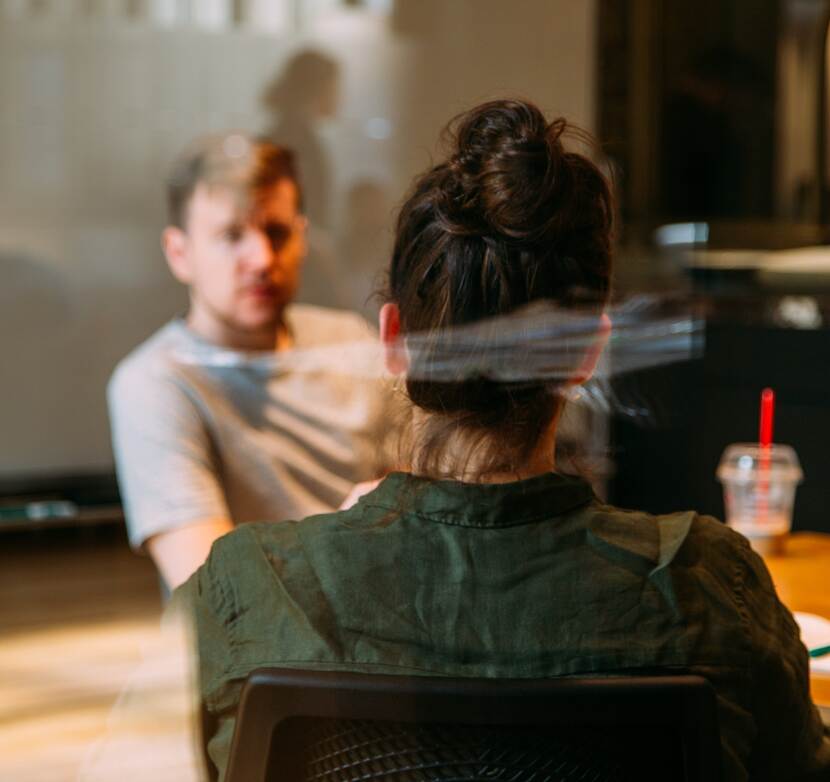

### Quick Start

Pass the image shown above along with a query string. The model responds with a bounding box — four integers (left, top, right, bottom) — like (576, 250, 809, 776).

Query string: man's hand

(339, 479, 383, 511)
(146, 517, 235, 590)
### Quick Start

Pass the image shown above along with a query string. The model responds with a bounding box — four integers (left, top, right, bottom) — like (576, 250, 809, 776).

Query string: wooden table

(763, 533, 830, 707)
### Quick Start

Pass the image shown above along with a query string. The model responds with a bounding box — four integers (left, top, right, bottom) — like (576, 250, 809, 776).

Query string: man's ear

(379, 302, 409, 375)
(161, 226, 192, 285)
(570, 312, 611, 386)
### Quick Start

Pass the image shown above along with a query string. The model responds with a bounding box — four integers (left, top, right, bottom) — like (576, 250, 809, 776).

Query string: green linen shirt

(174, 471, 830, 781)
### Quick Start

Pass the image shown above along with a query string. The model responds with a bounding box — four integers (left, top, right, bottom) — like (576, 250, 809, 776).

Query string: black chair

(222, 668, 721, 782)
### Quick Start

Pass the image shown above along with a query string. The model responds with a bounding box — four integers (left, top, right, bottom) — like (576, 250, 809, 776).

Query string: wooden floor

(0, 525, 201, 781)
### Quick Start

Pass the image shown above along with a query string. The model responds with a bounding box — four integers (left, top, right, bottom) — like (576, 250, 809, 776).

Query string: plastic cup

(716, 443, 803, 555)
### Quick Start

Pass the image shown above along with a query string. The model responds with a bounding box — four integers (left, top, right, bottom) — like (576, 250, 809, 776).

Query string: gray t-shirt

(108, 304, 395, 549)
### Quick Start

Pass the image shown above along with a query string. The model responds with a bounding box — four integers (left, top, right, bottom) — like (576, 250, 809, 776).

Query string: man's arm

(108, 359, 234, 586)
(147, 517, 235, 590)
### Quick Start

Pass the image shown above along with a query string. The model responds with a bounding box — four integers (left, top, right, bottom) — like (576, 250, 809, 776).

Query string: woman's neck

(408, 408, 559, 484)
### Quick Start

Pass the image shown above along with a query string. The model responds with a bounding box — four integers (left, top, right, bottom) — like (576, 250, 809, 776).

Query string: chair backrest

(224, 668, 721, 782)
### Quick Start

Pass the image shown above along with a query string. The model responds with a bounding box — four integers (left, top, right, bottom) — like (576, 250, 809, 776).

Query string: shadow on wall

(262, 49, 341, 310)
(262, 49, 340, 230)
(261, 49, 392, 319)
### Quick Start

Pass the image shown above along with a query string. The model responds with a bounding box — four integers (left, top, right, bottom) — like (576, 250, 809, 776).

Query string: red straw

(759, 388, 775, 446)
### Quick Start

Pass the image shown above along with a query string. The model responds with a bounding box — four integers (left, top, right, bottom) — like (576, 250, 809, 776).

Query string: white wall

(0, 0, 596, 478)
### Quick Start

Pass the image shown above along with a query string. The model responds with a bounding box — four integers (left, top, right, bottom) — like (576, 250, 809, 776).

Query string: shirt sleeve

(108, 359, 231, 549)
(738, 538, 830, 780)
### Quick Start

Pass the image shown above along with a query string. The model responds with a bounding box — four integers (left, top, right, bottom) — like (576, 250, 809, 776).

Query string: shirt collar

(366, 471, 595, 529)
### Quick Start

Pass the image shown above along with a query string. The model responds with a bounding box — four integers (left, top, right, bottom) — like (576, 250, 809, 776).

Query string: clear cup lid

(716, 443, 803, 484)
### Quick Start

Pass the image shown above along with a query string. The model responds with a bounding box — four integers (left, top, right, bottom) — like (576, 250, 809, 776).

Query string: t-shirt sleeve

(108, 360, 230, 549)
(737, 538, 830, 780)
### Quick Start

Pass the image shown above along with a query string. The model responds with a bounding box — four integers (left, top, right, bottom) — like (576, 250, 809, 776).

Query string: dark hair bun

(385, 98, 613, 477)
(438, 100, 572, 244)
